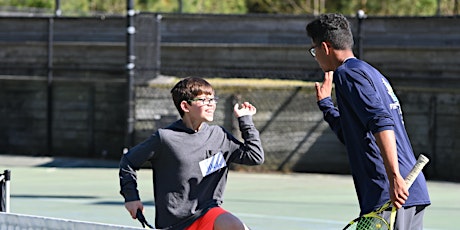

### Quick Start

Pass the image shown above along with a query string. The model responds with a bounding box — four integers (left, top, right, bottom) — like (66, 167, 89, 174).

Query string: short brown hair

(170, 77, 215, 117)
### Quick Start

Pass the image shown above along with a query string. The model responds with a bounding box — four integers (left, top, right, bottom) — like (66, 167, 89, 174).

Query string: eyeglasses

(308, 45, 317, 57)
(188, 97, 218, 106)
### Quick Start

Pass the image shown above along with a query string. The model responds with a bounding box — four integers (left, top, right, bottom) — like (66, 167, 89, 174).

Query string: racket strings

(348, 216, 389, 230)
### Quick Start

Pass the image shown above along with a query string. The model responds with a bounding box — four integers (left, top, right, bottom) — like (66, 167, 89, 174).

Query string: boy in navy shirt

(306, 13, 430, 229)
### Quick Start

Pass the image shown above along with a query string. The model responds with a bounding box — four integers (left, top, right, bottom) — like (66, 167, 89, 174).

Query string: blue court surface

(1, 155, 458, 230)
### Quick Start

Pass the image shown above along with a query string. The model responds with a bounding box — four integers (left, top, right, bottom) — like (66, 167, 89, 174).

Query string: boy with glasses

(119, 77, 263, 230)
(306, 13, 430, 229)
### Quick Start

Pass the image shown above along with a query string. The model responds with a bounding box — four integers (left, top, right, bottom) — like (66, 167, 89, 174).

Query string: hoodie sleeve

(228, 115, 264, 165)
(119, 133, 159, 202)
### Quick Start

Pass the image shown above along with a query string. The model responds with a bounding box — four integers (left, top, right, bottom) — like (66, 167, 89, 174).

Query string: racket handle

(404, 154, 429, 188)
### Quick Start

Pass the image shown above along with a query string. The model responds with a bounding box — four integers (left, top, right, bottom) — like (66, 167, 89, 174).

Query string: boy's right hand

(315, 71, 334, 101)
(125, 200, 143, 219)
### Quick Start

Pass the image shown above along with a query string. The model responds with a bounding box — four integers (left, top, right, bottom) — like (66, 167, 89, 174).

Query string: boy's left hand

(234, 102, 257, 117)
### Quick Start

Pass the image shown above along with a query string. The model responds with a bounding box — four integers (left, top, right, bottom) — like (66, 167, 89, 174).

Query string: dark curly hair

(306, 13, 354, 50)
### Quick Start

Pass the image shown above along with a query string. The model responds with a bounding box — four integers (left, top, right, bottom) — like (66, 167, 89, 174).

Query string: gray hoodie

(119, 115, 264, 229)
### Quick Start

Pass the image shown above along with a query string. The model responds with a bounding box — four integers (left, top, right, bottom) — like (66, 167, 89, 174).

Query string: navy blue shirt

(318, 58, 430, 215)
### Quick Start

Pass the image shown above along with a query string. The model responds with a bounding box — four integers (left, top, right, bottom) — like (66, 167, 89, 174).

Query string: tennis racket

(136, 209, 155, 229)
(342, 154, 429, 230)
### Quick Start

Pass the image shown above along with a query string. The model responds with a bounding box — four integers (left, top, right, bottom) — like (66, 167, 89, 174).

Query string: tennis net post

(0, 169, 11, 213)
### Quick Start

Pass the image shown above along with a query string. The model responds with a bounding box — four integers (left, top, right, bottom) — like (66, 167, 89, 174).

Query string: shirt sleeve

(317, 97, 345, 144)
(335, 69, 395, 134)
(119, 133, 159, 202)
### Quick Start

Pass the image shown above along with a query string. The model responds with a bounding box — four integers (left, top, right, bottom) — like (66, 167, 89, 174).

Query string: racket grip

(404, 154, 429, 188)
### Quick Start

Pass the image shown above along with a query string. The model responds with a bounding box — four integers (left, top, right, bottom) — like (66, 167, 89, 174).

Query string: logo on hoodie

(199, 151, 227, 177)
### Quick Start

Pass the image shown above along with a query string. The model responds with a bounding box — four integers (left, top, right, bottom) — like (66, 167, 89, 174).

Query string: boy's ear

(322, 41, 332, 55)
(180, 101, 190, 113)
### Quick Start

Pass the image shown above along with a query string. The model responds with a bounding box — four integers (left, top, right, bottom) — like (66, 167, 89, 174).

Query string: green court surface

(1, 155, 458, 230)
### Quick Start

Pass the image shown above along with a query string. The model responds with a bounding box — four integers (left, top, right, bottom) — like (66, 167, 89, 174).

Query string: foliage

(360, 0, 438, 16)
(182, 0, 247, 14)
(0, 0, 458, 16)
(137, 0, 179, 13)
(3, 0, 52, 8)
(245, 0, 310, 14)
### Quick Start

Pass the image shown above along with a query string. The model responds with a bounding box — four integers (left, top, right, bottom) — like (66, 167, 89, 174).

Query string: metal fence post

(125, 0, 136, 149)
(47, 17, 54, 156)
(0, 170, 11, 213)
(356, 10, 367, 60)
(154, 14, 162, 77)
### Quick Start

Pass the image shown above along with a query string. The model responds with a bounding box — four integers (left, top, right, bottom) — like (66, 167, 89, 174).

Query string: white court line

(35, 198, 92, 203)
(237, 212, 344, 225)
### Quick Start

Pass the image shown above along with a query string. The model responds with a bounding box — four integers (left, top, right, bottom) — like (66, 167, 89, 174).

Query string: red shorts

(185, 207, 228, 230)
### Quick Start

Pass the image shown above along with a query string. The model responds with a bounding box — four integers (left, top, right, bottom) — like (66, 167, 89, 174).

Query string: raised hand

(315, 71, 334, 101)
(234, 102, 257, 118)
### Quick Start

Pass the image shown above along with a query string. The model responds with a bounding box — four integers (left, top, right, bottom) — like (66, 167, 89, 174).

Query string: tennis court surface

(0, 155, 458, 230)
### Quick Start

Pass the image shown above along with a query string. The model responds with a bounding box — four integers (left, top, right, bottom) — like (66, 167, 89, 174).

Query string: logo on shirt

(382, 78, 404, 123)
(199, 151, 227, 177)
